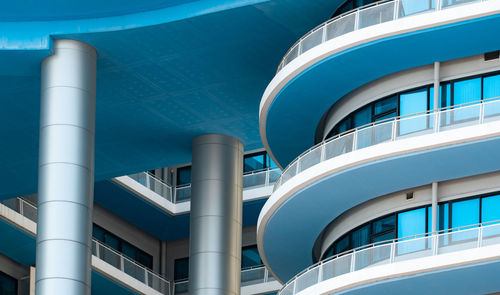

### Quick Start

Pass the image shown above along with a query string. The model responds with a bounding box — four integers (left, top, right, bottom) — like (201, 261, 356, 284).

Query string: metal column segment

(431, 182, 439, 234)
(189, 134, 243, 295)
(36, 39, 97, 295)
(433, 62, 440, 110)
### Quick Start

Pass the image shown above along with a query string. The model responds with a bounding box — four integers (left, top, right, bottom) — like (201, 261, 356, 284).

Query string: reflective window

(244, 153, 265, 173)
(399, 88, 428, 134)
(241, 245, 263, 269)
(372, 215, 395, 235)
(451, 198, 479, 228)
(397, 208, 426, 254)
(0, 271, 16, 295)
(438, 203, 449, 230)
(353, 105, 371, 129)
(400, 0, 433, 16)
(351, 224, 370, 249)
(482, 195, 500, 223)
(176, 166, 191, 186)
(483, 74, 500, 117)
(335, 235, 350, 254)
(374, 95, 397, 119)
(174, 257, 189, 281)
(453, 77, 481, 121)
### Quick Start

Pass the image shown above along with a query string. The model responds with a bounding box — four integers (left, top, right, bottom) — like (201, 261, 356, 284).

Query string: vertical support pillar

(189, 134, 243, 295)
(431, 182, 439, 234)
(433, 62, 440, 111)
(36, 39, 97, 295)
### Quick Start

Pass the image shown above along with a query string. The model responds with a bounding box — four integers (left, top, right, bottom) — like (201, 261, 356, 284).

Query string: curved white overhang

(260, 0, 500, 169)
(257, 120, 500, 282)
(297, 244, 500, 295)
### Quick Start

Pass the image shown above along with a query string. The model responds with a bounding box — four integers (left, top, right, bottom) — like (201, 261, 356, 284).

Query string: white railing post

(265, 169, 270, 187)
(479, 102, 485, 124)
(436, 0, 442, 11)
(320, 143, 326, 162)
(434, 111, 441, 133)
(350, 251, 356, 272)
(120, 256, 125, 272)
(354, 10, 360, 30)
(264, 267, 269, 283)
(477, 226, 483, 248)
(292, 280, 297, 295)
(391, 118, 397, 141)
(18, 198, 23, 216)
(295, 159, 301, 175)
(319, 263, 324, 283)
(393, 0, 399, 20)
(95, 241, 100, 258)
(145, 269, 149, 286)
(390, 240, 396, 263)
(352, 130, 358, 151)
(322, 25, 327, 43)
(432, 234, 438, 256)
(298, 41, 303, 55)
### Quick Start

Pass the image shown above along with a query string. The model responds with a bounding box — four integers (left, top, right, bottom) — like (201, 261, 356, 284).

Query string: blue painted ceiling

(0, 0, 342, 199)
(265, 13, 500, 168)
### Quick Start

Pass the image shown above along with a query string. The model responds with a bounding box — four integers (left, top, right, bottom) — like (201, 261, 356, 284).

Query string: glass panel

(241, 246, 262, 269)
(351, 224, 370, 249)
(353, 105, 371, 129)
(0, 271, 17, 295)
(334, 235, 350, 254)
(483, 74, 500, 118)
(244, 153, 265, 173)
(325, 132, 354, 159)
(326, 13, 356, 40)
(301, 27, 324, 53)
(482, 195, 500, 223)
(453, 77, 481, 121)
(451, 198, 479, 241)
(266, 154, 277, 168)
(374, 95, 397, 117)
(438, 203, 449, 231)
(372, 215, 395, 235)
(299, 145, 322, 171)
(284, 44, 299, 66)
(322, 254, 351, 280)
(399, 0, 433, 16)
(177, 166, 191, 186)
(358, 1, 395, 29)
(399, 88, 428, 135)
(174, 258, 189, 281)
(397, 208, 426, 254)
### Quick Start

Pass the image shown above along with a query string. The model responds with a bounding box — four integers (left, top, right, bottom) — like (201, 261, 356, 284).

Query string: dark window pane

(0, 271, 16, 295)
(122, 242, 153, 269)
(438, 203, 449, 231)
(482, 195, 500, 223)
(372, 231, 394, 243)
(244, 153, 265, 173)
(241, 245, 262, 269)
(337, 117, 352, 134)
(351, 224, 370, 248)
(374, 95, 397, 117)
(372, 215, 395, 235)
(176, 166, 191, 186)
(93, 224, 105, 242)
(352, 105, 371, 129)
(334, 235, 350, 254)
(174, 258, 189, 281)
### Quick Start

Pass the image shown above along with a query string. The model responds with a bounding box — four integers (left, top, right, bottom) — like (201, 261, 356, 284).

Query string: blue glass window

(482, 195, 500, 223)
(483, 74, 500, 117)
(400, 0, 433, 16)
(438, 203, 449, 230)
(451, 199, 479, 241)
(334, 235, 350, 254)
(372, 215, 395, 234)
(453, 77, 481, 121)
(174, 257, 189, 281)
(244, 153, 265, 173)
(399, 88, 428, 135)
(397, 208, 426, 254)
(177, 166, 191, 186)
(374, 95, 397, 118)
(352, 105, 371, 129)
(241, 245, 263, 269)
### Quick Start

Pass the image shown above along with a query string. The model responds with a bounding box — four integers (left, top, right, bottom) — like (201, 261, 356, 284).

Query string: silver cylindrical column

(189, 134, 243, 295)
(36, 39, 97, 295)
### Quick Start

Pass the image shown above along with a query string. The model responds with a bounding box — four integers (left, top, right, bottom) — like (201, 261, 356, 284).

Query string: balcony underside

(261, 1, 500, 168)
(258, 123, 500, 282)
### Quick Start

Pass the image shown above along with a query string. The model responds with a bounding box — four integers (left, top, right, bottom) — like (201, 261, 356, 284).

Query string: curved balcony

(277, 0, 488, 73)
(260, 0, 500, 169)
(258, 98, 500, 281)
(279, 220, 500, 295)
(274, 98, 500, 192)
(0, 197, 171, 295)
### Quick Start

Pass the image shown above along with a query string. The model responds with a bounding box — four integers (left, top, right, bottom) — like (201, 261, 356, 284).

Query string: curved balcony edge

(259, 0, 500, 169)
(257, 119, 500, 282)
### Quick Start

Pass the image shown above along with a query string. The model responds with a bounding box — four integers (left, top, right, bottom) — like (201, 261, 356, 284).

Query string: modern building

(1, 0, 500, 295)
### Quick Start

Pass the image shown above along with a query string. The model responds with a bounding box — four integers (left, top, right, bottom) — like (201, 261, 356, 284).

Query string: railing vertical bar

(264, 267, 269, 283)
(477, 226, 483, 248)
(354, 10, 360, 30)
(391, 118, 397, 141)
(352, 129, 358, 151)
(350, 251, 356, 272)
(479, 101, 485, 124)
(390, 240, 396, 263)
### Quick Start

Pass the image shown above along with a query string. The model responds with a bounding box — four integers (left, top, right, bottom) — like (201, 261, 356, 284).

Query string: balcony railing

(172, 264, 276, 295)
(129, 167, 281, 204)
(0, 197, 171, 295)
(274, 97, 500, 192)
(280, 220, 500, 295)
(277, 0, 488, 72)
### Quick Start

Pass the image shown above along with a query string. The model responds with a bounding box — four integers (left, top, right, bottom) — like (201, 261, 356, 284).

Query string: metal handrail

(274, 97, 500, 192)
(277, 0, 487, 72)
(280, 219, 500, 295)
(1, 197, 172, 295)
